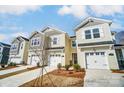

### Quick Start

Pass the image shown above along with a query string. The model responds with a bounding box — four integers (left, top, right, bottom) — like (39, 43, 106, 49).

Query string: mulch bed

(112, 70, 124, 73)
(0, 66, 18, 71)
(20, 69, 85, 87)
(0, 66, 40, 79)
(48, 69, 85, 79)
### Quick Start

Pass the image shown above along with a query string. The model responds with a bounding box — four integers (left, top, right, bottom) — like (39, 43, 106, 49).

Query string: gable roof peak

(75, 17, 112, 31)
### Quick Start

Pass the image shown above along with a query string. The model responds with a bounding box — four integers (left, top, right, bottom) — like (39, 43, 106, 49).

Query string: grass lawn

(20, 69, 85, 87)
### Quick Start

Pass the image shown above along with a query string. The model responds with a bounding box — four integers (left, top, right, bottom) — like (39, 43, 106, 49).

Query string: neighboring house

(75, 17, 119, 69)
(9, 36, 29, 64)
(28, 27, 71, 67)
(27, 31, 46, 66)
(0, 42, 11, 65)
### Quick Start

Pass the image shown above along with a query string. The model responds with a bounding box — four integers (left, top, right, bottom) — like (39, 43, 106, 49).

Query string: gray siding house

(0, 42, 11, 65)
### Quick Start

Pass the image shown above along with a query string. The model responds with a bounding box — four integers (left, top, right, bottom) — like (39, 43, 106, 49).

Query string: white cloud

(58, 5, 88, 18)
(89, 5, 124, 16)
(111, 23, 124, 31)
(11, 32, 29, 38)
(0, 5, 41, 15)
(0, 34, 6, 41)
(0, 25, 23, 31)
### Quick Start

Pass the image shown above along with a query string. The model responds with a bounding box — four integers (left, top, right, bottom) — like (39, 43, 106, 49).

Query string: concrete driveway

(0, 66, 55, 87)
(84, 69, 124, 87)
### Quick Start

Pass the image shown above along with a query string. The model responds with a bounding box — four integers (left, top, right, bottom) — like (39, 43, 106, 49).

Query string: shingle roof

(20, 36, 29, 41)
(0, 42, 11, 47)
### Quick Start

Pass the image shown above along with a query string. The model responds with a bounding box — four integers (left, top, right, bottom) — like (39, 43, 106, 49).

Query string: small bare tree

(30, 33, 55, 87)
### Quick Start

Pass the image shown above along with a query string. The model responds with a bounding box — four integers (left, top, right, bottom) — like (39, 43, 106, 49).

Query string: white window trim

(52, 36, 59, 45)
(31, 37, 41, 46)
(83, 27, 103, 40)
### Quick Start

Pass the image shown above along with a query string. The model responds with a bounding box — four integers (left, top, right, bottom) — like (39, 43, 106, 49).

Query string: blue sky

(0, 5, 124, 44)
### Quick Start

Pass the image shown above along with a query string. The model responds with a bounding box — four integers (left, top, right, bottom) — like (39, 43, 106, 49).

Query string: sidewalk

(0, 66, 55, 87)
(0, 65, 34, 75)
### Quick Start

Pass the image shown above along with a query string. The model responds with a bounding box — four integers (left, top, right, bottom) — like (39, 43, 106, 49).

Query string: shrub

(73, 64, 81, 71)
(37, 62, 40, 67)
(8, 62, 17, 66)
(69, 60, 73, 66)
(65, 65, 70, 71)
(57, 63, 62, 70)
(1, 64, 5, 68)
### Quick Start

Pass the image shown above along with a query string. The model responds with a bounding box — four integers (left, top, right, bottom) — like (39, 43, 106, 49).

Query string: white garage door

(49, 54, 61, 67)
(86, 52, 108, 69)
(31, 55, 40, 66)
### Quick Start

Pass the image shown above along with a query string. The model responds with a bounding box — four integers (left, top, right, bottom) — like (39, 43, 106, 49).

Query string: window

(72, 40, 76, 48)
(21, 44, 23, 49)
(31, 37, 40, 46)
(93, 28, 100, 38)
(95, 52, 99, 55)
(11, 44, 17, 50)
(53, 37, 57, 45)
(101, 52, 105, 55)
(85, 30, 91, 39)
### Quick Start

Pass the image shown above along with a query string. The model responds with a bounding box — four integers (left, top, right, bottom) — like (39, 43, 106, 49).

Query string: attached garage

(85, 52, 109, 69)
(31, 55, 40, 66)
(49, 54, 62, 67)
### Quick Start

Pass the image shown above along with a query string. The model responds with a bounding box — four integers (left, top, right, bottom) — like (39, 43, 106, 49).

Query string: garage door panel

(49, 55, 61, 67)
(86, 52, 108, 69)
(31, 55, 40, 66)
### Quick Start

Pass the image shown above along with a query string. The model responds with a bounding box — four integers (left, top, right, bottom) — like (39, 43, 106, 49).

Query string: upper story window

(72, 40, 76, 48)
(93, 28, 100, 38)
(11, 44, 17, 50)
(31, 37, 40, 46)
(84, 28, 101, 39)
(53, 37, 58, 45)
(21, 44, 23, 49)
(85, 30, 92, 39)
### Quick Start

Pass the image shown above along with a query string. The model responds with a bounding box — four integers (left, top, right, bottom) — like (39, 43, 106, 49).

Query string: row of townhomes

(0, 17, 124, 70)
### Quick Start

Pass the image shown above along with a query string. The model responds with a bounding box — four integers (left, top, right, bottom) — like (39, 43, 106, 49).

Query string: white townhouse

(27, 27, 71, 67)
(9, 36, 29, 64)
(75, 17, 119, 69)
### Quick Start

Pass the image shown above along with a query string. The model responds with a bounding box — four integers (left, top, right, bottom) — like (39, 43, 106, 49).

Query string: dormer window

(31, 37, 40, 46)
(93, 28, 100, 38)
(85, 30, 91, 39)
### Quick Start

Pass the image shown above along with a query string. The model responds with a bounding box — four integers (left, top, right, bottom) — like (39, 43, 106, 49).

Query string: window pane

(72, 40, 76, 47)
(85, 30, 91, 34)
(86, 35, 91, 39)
(85, 30, 91, 39)
(93, 28, 100, 38)
(93, 28, 99, 33)
(53, 37, 57, 44)
(93, 33, 100, 38)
